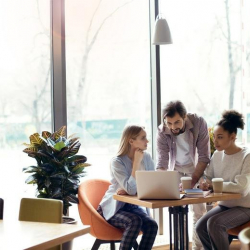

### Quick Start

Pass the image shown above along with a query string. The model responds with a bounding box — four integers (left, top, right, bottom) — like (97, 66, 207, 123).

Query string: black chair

(0, 198, 4, 219)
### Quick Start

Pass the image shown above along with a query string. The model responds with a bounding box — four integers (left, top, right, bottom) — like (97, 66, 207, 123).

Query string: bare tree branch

(71, 0, 134, 120)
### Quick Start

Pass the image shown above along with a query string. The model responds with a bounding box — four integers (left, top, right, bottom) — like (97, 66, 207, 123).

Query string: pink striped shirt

(156, 113, 210, 170)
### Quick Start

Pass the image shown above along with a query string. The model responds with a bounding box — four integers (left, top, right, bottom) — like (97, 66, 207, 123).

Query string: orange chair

(78, 179, 139, 250)
(228, 221, 250, 238)
(239, 227, 250, 250)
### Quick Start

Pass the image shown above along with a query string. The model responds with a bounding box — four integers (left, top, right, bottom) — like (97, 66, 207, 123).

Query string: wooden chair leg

(91, 239, 101, 250)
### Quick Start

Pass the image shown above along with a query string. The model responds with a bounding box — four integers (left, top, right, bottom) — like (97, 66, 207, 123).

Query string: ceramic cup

(181, 176, 192, 191)
(212, 178, 224, 194)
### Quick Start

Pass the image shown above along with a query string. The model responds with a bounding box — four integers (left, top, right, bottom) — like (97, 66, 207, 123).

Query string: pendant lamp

(153, 14, 172, 45)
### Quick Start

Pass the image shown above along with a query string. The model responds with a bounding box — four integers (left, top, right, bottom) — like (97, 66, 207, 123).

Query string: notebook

(135, 170, 183, 200)
(184, 189, 211, 198)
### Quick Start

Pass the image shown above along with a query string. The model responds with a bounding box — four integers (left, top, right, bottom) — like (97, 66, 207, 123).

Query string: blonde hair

(117, 125, 145, 156)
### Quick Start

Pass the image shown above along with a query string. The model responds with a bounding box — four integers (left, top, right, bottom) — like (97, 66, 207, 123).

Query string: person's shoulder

(157, 124, 165, 133)
(187, 113, 207, 131)
(111, 155, 125, 164)
(187, 113, 206, 123)
(212, 150, 223, 157)
(210, 150, 223, 161)
(241, 147, 250, 158)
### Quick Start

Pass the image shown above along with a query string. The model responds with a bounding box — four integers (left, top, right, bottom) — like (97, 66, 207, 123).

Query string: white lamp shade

(153, 17, 172, 45)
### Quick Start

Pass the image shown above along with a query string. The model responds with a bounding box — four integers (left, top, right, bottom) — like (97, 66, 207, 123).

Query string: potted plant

(208, 127, 215, 156)
(23, 126, 90, 215)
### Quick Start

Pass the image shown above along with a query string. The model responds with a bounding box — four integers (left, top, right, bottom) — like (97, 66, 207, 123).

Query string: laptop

(135, 170, 183, 199)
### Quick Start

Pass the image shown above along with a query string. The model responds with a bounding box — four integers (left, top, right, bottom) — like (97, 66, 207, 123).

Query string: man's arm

(156, 127, 170, 170)
(191, 161, 208, 187)
(192, 116, 210, 187)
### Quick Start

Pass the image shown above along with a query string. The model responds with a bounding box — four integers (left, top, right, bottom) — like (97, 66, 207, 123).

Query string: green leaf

(37, 193, 48, 198)
(64, 165, 70, 173)
(51, 188, 62, 198)
(71, 167, 85, 175)
(67, 178, 79, 184)
(23, 166, 38, 173)
(67, 155, 87, 164)
(25, 175, 37, 184)
(47, 138, 56, 148)
(51, 159, 63, 167)
(54, 141, 66, 151)
(29, 133, 43, 146)
(53, 126, 66, 140)
(65, 194, 78, 204)
(67, 141, 81, 157)
(23, 147, 38, 154)
(42, 131, 51, 139)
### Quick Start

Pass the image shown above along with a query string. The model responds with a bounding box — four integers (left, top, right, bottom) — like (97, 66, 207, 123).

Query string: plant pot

(62, 241, 73, 250)
(63, 216, 77, 224)
(62, 216, 77, 250)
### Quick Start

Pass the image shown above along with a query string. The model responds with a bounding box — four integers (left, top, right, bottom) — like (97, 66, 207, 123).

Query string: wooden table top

(0, 220, 90, 250)
(113, 193, 241, 209)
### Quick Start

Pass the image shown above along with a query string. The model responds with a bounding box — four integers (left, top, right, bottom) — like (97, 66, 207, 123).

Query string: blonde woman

(97, 125, 158, 250)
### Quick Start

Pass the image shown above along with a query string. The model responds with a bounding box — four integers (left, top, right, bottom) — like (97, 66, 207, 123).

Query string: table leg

(173, 208, 178, 250)
(179, 207, 184, 250)
(184, 205, 189, 250)
(169, 205, 189, 250)
(169, 207, 172, 250)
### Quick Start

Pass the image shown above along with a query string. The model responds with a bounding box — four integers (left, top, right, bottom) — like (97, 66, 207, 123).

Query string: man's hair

(162, 100, 187, 120)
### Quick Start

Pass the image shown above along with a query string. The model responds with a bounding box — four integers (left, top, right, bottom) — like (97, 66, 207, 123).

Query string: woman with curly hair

(196, 110, 250, 250)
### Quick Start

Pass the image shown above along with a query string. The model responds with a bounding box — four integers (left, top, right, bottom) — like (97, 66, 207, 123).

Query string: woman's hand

(199, 178, 212, 191)
(179, 182, 183, 192)
(116, 188, 128, 195)
(131, 148, 144, 178)
(134, 148, 144, 165)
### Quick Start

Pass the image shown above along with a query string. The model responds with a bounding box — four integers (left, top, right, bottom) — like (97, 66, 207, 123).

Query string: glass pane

(245, 0, 250, 145)
(0, 0, 51, 218)
(160, 0, 249, 144)
(65, 0, 152, 179)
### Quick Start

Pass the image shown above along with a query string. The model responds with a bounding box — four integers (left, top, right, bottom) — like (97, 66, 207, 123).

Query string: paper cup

(181, 176, 192, 190)
(212, 178, 224, 194)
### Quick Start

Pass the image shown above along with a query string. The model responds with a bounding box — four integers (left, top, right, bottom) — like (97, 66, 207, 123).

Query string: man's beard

(171, 127, 185, 136)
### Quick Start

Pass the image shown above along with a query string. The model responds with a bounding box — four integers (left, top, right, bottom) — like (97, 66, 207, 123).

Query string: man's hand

(191, 161, 208, 187)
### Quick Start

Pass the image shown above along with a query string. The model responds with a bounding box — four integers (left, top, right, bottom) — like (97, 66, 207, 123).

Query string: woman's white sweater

(205, 147, 250, 208)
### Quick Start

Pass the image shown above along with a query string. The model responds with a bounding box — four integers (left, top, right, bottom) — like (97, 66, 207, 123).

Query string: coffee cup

(181, 176, 192, 191)
(212, 178, 224, 194)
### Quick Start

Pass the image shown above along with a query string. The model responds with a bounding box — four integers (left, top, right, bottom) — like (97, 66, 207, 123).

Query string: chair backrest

(19, 198, 63, 223)
(0, 198, 3, 219)
(78, 179, 110, 225)
(19, 198, 63, 250)
(78, 179, 123, 240)
(239, 227, 250, 250)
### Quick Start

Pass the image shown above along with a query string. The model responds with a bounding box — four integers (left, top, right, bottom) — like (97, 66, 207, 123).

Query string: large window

(65, 0, 152, 180)
(0, 0, 51, 219)
(160, 0, 250, 144)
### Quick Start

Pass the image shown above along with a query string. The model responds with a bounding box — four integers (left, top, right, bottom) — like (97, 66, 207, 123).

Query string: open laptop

(136, 170, 183, 199)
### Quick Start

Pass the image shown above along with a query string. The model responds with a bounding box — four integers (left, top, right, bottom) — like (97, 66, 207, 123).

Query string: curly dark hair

(217, 110, 245, 134)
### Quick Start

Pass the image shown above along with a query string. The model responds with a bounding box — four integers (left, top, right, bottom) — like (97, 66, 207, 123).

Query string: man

(157, 100, 210, 250)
